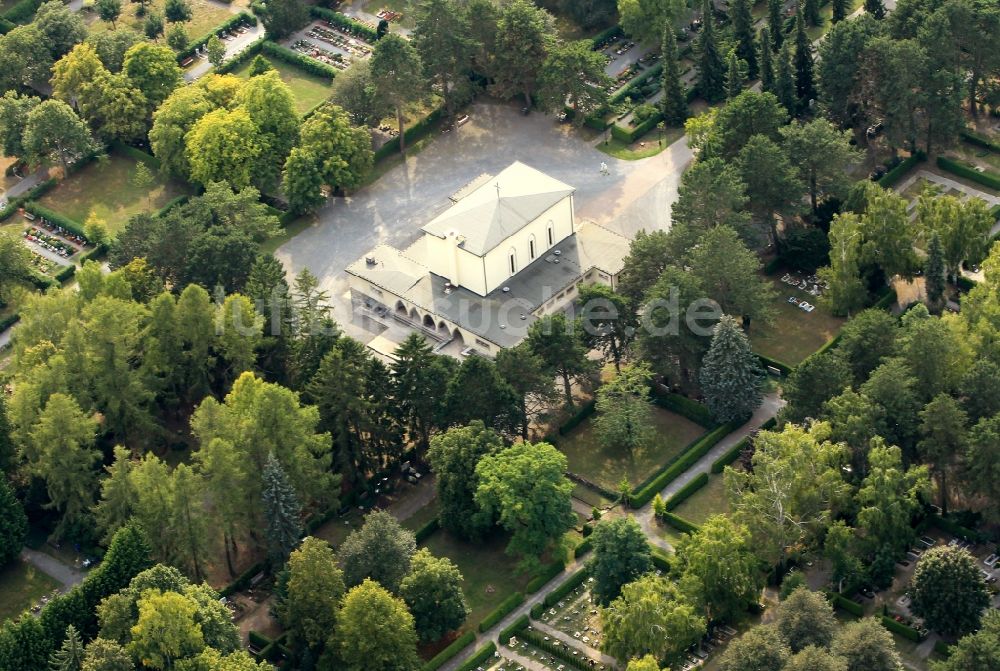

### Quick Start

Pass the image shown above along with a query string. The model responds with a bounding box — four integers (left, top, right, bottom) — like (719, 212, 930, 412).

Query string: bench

(181, 56, 195, 67)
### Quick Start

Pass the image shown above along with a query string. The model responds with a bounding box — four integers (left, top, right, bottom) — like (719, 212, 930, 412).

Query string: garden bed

(556, 407, 706, 492)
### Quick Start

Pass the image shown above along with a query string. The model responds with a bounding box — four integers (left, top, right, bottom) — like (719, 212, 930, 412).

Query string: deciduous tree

(594, 364, 655, 456)
(369, 34, 425, 153)
(831, 617, 904, 671)
(717, 624, 790, 671)
(399, 548, 469, 642)
(281, 536, 345, 657)
(775, 587, 838, 652)
(427, 421, 503, 540)
(538, 40, 610, 122)
(339, 510, 416, 593)
(910, 546, 989, 636)
(490, 0, 553, 109)
(333, 580, 420, 671)
(587, 517, 652, 605)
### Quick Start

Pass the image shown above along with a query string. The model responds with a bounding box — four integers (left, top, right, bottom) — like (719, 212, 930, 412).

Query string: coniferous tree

(831, 0, 849, 23)
(731, 0, 757, 78)
(699, 316, 764, 423)
(661, 26, 688, 126)
(696, 0, 726, 103)
(864, 0, 885, 19)
(768, 0, 784, 51)
(925, 233, 946, 313)
(793, 6, 815, 115)
(0, 393, 13, 473)
(262, 452, 302, 566)
(49, 625, 84, 671)
(726, 52, 748, 99)
(804, 0, 821, 26)
(0, 479, 27, 568)
(759, 28, 775, 92)
(775, 41, 797, 115)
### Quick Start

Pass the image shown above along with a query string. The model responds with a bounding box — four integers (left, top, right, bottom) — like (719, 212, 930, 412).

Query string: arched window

(528, 234, 536, 260)
(509, 247, 517, 275)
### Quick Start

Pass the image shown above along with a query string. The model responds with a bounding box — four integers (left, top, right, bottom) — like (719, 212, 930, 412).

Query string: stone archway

(395, 300, 407, 315)
(422, 313, 435, 329)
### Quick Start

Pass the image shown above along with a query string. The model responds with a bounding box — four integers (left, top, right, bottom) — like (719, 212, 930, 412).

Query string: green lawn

(670, 474, 730, 526)
(401, 500, 439, 532)
(85, 0, 232, 43)
(421, 529, 534, 632)
(38, 153, 191, 234)
(806, 0, 864, 41)
(557, 407, 706, 491)
(597, 126, 685, 160)
(0, 559, 60, 624)
(232, 56, 334, 116)
(749, 276, 846, 367)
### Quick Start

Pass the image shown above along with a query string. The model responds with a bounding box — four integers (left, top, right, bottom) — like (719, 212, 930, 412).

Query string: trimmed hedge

(455, 642, 496, 671)
(650, 545, 671, 573)
(956, 275, 977, 292)
(991, 203, 1000, 221)
(880, 615, 922, 642)
(758, 352, 793, 376)
(219, 561, 266, 597)
(0, 178, 58, 222)
(0, 313, 20, 332)
(871, 287, 898, 312)
(608, 63, 664, 106)
(309, 6, 378, 42)
(825, 591, 864, 617)
(261, 39, 338, 79)
(248, 631, 271, 648)
(214, 35, 266, 74)
(413, 517, 439, 543)
(661, 511, 699, 534)
(558, 399, 597, 435)
(663, 472, 708, 511)
(936, 156, 1000, 191)
(373, 105, 446, 161)
(651, 391, 716, 428)
(177, 11, 257, 63)
(519, 628, 592, 670)
(526, 561, 564, 594)
(587, 24, 625, 49)
(0, 0, 41, 23)
(0, 17, 15, 33)
(421, 630, 475, 671)
(478, 592, 524, 632)
(53, 264, 77, 283)
(22, 202, 86, 238)
(543, 568, 590, 608)
(497, 614, 529, 645)
(961, 129, 1000, 154)
(530, 602, 545, 619)
(629, 421, 737, 508)
(877, 152, 925, 188)
(573, 537, 592, 558)
(110, 141, 160, 170)
(154, 194, 191, 218)
(611, 109, 663, 144)
(711, 437, 748, 474)
(933, 639, 952, 658)
(930, 514, 984, 543)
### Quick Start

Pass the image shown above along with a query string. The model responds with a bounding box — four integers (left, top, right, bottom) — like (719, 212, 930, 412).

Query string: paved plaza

(275, 100, 692, 342)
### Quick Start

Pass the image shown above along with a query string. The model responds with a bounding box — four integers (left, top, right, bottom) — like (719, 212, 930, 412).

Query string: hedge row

(414, 517, 440, 543)
(309, 6, 378, 42)
(877, 152, 925, 188)
(880, 615, 922, 642)
(956, 275, 977, 292)
(663, 472, 709, 511)
(661, 511, 700, 534)
(825, 591, 863, 617)
(497, 614, 529, 645)
(214, 35, 266, 74)
(518, 628, 592, 670)
(421, 631, 475, 671)
(711, 437, 748, 473)
(573, 537, 592, 558)
(587, 24, 624, 50)
(936, 156, 1000, 191)
(154, 194, 191, 218)
(871, 287, 898, 312)
(22, 202, 86, 238)
(961, 129, 1000, 154)
(0, 177, 57, 222)
(374, 105, 446, 161)
(177, 11, 257, 63)
(219, 561, 266, 597)
(0, 0, 40, 23)
(611, 109, 663, 144)
(526, 561, 564, 594)
(991, 203, 1000, 220)
(478, 592, 524, 632)
(933, 639, 952, 658)
(530, 602, 545, 618)
(0, 313, 20, 332)
(542, 567, 589, 608)
(629, 421, 737, 508)
(650, 390, 716, 428)
(558, 399, 597, 435)
(53, 264, 77, 283)
(110, 141, 160, 170)
(261, 39, 339, 80)
(455, 642, 496, 671)
(608, 63, 664, 107)
(650, 545, 671, 573)
(930, 514, 984, 543)
(758, 353, 793, 376)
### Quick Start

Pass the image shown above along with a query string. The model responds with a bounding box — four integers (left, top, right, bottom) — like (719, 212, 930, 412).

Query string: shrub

(309, 6, 378, 42)
(608, 63, 664, 106)
(478, 592, 524, 632)
(526, 561, 564, 594)
(935, 156, 1000, 190)
(660, 511, 699, 534)
(455, 642, 496, 671)
(711, 437, 748, 474)
(0, 0, 41, 23)
(421, 630, 475, 671)
(543, 568, 589, 608)
(933, 639, 952, 658)
(611, 109, 665, 144)
(877, 152, 925, 188)
(663, 472, 708, 512)
(497, 614, 529, 644)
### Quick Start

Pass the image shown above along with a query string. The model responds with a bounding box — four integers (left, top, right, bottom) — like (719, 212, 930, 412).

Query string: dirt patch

(236, 594, 283, 644)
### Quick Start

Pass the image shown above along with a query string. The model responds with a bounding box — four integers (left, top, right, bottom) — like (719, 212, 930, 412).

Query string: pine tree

(699, 316, 764, 423)
(697, 0, 726, 103)
(731, 0, 757, 78)
(775, 41, 797, 114)
(793, 5, 815, 115)
(661, 27, 688, 126)
(804, 0, 822, 26)
(262, 452, 302, 566)
(759, 28, 775, 93)
(768, 0, 784, 51)
(831, 0, 849, 23)
(864, 0, 886, 19)
(49, 625, 84, 671)
(726, 52, 748, 99)
(0, 479, 27, 568)
(925, 233, 946, 313)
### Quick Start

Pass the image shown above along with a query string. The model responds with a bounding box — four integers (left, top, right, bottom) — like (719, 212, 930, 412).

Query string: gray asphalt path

(20, 549, 87, 591)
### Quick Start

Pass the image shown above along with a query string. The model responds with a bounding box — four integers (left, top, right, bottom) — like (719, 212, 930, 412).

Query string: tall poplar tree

(661, 26, 688, 126)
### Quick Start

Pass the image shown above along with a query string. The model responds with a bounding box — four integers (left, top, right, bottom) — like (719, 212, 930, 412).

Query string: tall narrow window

(509, 252, 516, 275)
(547, 222, 554, 246)
(529, 236, 536, 260)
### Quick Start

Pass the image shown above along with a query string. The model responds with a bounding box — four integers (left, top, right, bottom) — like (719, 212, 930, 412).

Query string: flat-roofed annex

(420, 161, 576, 257)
